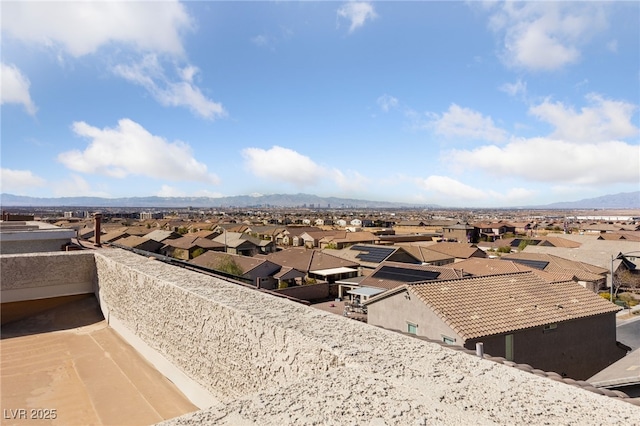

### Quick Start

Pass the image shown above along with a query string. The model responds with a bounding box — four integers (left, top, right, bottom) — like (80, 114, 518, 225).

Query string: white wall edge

(1, 282, 94, 303)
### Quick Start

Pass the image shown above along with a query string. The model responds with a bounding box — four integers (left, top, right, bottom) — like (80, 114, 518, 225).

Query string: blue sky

(1, 1, 639, 207)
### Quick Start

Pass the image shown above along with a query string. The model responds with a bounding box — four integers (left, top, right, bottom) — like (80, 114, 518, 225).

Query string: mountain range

(0, 191, 638, 209)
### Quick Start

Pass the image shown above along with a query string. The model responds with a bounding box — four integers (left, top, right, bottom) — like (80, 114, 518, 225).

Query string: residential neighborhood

(2, 204, 640, 401)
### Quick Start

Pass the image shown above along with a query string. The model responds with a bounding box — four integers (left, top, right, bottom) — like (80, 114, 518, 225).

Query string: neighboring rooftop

(377, 271, 622, 340)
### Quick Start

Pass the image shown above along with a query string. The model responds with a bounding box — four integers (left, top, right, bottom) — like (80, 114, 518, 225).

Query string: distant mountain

(539, 191, 640, 209)
(2, 191, 637, 210)
(0, 193, 436, 209)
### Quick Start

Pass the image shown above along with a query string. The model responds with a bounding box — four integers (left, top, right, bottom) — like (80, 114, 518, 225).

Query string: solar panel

(504, 258, 549, 270)
(350, 245, 396, 263)
(373, 266, 440, 282)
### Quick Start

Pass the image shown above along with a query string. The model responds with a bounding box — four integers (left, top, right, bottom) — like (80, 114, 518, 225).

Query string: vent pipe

(94, 213, 102, 247)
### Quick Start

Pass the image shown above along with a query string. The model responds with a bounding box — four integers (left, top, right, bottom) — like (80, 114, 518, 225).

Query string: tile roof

(189, 251, 273, 274)
(423, 242, 486, 259)
(406, 271, 620, 340)
(503, 252, 608, 275)
(263, 248, 359, 273)
(452, 258, 531, 276)
(358, 261, 464, 290)
(397, 244, 455, 263)
(162, 236, 224, 250)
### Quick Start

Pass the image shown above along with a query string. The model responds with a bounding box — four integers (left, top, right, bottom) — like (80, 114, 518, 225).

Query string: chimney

(94, 213, 103, 247)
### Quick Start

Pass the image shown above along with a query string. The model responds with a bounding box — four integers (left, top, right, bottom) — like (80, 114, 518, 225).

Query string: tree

(217, 256, 244, 276)
(517, 238, 532, 252)
(613, 269, 640, 298)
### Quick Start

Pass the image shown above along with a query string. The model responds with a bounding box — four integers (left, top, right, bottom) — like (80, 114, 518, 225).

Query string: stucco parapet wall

(0, 251, 96, 303)
(90, 249, 640, 425)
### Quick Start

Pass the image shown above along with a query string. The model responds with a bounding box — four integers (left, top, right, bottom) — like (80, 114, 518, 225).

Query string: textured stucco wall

(0, 238, 70, 255)
(94, 250, 342, 404)
(91, 249, 639, 424)
(0, 251, 96, 302)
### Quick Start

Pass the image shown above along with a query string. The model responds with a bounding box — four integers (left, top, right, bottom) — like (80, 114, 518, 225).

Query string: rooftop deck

(1, 295, 198, 426)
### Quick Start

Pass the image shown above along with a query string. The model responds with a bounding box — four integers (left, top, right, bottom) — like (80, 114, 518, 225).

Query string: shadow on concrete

(1, 295, 104, 339)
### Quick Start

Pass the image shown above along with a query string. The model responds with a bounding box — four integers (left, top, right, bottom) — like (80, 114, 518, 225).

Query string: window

(543, 323, 557, 333)
(505, 334, 514, 361)
(407, 323, 417, 335)
(442, 336, 456, 345)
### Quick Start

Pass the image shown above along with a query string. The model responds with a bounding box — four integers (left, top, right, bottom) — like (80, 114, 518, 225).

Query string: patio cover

(347, 287, 385, 298)
(309, 267, 358, 277)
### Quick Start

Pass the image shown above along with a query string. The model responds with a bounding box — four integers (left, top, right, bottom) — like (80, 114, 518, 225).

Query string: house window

(505, 334, 514, 361)
(442, 336, 456, 345)
(407, 323, 418, 335)
(543, 323, 558, 333)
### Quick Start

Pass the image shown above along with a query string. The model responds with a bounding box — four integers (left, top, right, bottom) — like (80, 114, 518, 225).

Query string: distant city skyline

(2, 2, 639, 208)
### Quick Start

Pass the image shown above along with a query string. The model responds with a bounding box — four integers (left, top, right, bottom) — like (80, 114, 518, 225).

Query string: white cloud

(429, 104, 508, 143)
(194, 189, 224, 198)
(0, 168, 45, 192)
(0, 63, 37, 115)
(2, 1, 192, 57)
(333, 169, 369, 192)
(58, 118, 220, 184)
(377, 94, 399, 112)
(417, 176, 487, 201)
(241, 146, 325, 187)
(251, 35, 270, 47)
(487, 2, 607, 71)
(337, 2, 377, 33)
(52, 175, 110, 197)
(157, 185, 185, 197)
(529, 94, 638, 143)
(445, 138, 640, 186)
(3, 2, 222, 119)
(113, 55, 226, 120)
(499, 79, 527, 98)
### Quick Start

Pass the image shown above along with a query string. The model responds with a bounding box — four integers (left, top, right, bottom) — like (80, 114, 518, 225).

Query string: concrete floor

(1, 296, 198, 426)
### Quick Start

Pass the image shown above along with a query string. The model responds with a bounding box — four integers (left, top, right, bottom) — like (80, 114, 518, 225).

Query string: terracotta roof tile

(408, 271, 620, 340)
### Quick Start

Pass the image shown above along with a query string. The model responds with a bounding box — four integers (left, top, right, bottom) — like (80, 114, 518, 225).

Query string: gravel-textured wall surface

(1, 251, 96, 293)
(91, 249, 640, 424)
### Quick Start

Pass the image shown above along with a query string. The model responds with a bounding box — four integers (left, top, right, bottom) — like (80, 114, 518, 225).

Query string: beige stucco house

(365, 271, 626, 380)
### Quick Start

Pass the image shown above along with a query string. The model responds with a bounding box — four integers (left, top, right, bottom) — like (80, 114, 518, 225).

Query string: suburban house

(279, 226, 323, 246)
(598, 232, 640, 242)
(144, 229, 182, 243)
(323, 244, 422, 272)
(188, 229, 219, 240)
(395, 243, 456, 266)
(93, 229, 130, 244)
(160, 236, 225, 260)
(365, 271, 627, 380)
(419, 242, 487, 262)
(261, 248, 360, 284)
(318, 231, 379, 249)
(114, 236, 164, 253)
(295, 230, 343, 248)
(502, 252, 608, 292)
(212, 231, 276, 256)
(451, 258, 598, 288)
(189, 251, 281, 289)
(478, 236, 582, 252)
(472, 222, 517, 241)
(337, 261, 466, 301)
(442, 223, 477, 243)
